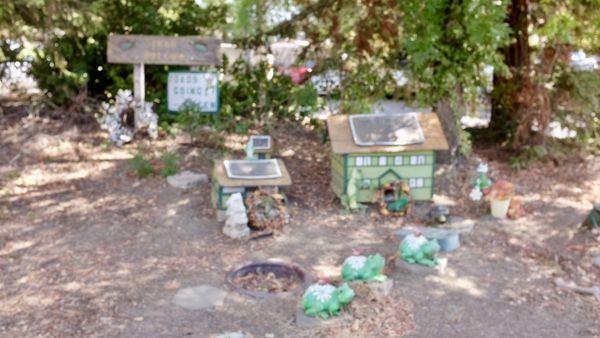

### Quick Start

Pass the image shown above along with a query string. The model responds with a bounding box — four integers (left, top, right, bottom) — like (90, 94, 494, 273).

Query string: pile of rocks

(223, 193, 250, 239)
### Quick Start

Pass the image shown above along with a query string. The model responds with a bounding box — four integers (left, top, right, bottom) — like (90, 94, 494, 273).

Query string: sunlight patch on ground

(426, 268, 486, 298)
(0, 240, 34, 255)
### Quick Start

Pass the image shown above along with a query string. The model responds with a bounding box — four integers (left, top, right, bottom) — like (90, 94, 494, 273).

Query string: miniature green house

(327, 113, 449, 202)
(211, 159, 292, 213)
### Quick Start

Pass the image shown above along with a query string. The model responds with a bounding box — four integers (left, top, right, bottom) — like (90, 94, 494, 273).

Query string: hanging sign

(167, 71, 219, 113)
(107, 35, 220, 66)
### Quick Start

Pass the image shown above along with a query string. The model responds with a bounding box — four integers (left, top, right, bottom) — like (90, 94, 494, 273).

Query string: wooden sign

(167, 71, 219, 113)
(107, 35, 220, 66)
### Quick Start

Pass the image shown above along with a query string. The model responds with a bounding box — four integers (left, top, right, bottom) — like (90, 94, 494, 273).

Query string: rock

(215, 332, 245, 338)
(366, 279, 394, 299)
(223, 193, 250, 239)
(396, 227, 460, 252)
(441, 217, 475, 234)
(167, 171, 208, 189)
(395, 257, 447, 275)
(172, 285, 227, 310)
(295, 308, 340, 328)
(593, 255, 600, 269)
(280, 149, 295, 157)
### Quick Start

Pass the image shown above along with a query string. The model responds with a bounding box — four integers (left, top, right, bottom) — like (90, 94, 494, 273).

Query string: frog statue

(399, 233, 440, 267)
(302, 282, 356, 319)
(342, 251, 387, 282)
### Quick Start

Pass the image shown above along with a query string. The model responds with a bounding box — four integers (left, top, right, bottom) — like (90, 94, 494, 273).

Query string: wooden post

(133, 63, 145, 105)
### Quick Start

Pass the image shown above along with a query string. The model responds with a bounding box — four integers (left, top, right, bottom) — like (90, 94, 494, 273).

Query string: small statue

(302, 282, 355, 319)
(476, 163, 493, 193)
(341, 169, 366, 212)
(399, 232, 440, 267)
(428, 205, 450, 224)
(342, 251, 386, 282)
(245, 142, 256, 160)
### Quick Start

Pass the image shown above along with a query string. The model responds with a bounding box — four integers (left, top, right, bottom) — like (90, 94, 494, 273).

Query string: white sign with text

(167, 72, 219, 112)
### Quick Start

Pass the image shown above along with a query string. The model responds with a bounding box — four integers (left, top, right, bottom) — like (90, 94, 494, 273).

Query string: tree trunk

(435, 99, 460, 164)
(489, 0, 542, 148)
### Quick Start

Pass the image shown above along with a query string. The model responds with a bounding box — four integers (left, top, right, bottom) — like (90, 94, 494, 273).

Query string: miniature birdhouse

(327, 113, 449, 202)
(211, 159, 292, 220)
(249, 135, 272, 159)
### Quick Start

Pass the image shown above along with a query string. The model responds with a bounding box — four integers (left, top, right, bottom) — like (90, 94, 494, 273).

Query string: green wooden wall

(330, 150, 435, 202)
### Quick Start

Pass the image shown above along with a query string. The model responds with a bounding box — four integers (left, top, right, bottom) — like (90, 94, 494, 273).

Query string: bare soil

(0, 111, 599, 337)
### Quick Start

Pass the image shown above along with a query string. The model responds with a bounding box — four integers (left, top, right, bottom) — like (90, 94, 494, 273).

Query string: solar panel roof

(249, 135, 271, 150)
(223, 159, 282, 179)
(349, 114, 425, 146)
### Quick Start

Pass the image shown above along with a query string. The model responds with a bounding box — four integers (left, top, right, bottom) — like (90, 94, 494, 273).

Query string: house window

(409, 178, 425, 188)
(408, 178, 416, 188)
(394, 156, 403, 166)
(355, 156, 371, 166)
(379, 156, 387, 166)
(361, 178, 371, 189)
(410, 155, 426, 165)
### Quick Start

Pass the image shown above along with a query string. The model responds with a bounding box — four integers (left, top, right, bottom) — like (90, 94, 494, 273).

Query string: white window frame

(379, 156, 387, 166)
(408, 178, 416, 188)
(410, 156, 418, 165)
(394, 156, 403, 166)
(418, 155, 426, 165)
(355, 156, 372, 166)
(416, 178, 424, 187)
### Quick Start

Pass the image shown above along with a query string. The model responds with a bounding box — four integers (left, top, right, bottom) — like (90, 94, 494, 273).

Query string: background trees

(1, 0, 598, 157)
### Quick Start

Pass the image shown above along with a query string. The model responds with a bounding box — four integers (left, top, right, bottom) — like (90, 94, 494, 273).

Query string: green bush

(158, 152, 181, 177)
(130, 154, 155, 178)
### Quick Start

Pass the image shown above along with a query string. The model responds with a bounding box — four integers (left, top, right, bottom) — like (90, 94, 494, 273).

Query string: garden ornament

(342, 250, 387, 282)
(245, 142, 257, 160)
(399, 232, 440, 267)
(428, 205, 450, 224)
(476, 163, 493, 193)
(342, 169, 366, 211)
(302, 281, 355, 319)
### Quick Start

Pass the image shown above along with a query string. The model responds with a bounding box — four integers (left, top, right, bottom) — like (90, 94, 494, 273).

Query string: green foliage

(398, 0, 511, 107)
(130, 154, 155, 178)
(5, 1, 227, 107)
(158, 152, 181, 177)
(552, 69, 600, 153)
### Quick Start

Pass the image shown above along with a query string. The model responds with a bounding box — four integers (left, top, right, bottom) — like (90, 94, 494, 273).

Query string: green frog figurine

(399, 232, 440, 267)
(342, 250, 386, 282)
(302, 282, 355, 319)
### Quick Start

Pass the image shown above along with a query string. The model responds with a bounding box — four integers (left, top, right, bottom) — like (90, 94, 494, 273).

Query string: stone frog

(342, 251, 386, 282)
(302, 282, 355, 319)
(399, 233, 440, 267)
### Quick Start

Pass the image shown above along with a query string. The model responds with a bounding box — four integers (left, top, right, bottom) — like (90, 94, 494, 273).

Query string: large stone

(366, 279, 394, 299)
(442, 217, 475, 234)
(167, 171, 208, 189)
(172, 285, 228, 310)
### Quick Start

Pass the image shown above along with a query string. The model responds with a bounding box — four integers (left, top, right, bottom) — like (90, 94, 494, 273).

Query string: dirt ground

(1, 109, 599, 337)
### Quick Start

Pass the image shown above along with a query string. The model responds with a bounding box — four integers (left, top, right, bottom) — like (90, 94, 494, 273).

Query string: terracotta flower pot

(491, 199, 510, 218)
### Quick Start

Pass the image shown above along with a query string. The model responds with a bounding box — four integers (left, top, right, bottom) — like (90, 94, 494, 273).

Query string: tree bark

(435, 99, 460, 164)
(489, 0, 536, 147)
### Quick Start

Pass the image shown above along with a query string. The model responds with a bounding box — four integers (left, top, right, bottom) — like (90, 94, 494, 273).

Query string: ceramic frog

(399, 233, 440, 267)
(342, 253, 386, 282)
(302, 283, 355, 319)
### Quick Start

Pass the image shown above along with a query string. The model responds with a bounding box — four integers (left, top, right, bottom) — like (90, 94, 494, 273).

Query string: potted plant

(488, 180, 514, 218)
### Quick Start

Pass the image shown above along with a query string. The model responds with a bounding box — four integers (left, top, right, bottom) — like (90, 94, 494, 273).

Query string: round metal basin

(226, 261, 310, 298)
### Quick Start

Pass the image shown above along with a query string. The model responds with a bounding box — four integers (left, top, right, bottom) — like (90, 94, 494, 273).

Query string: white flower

(477, 163, 489, 173)
(305, 284, 336, 302)
(344, 256, 367, 270)
(402, 234, 427, 251)
(469, 186, 483, 201)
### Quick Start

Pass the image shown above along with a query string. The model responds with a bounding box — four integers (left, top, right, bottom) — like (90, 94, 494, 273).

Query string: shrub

(130, 154, 154, 178)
